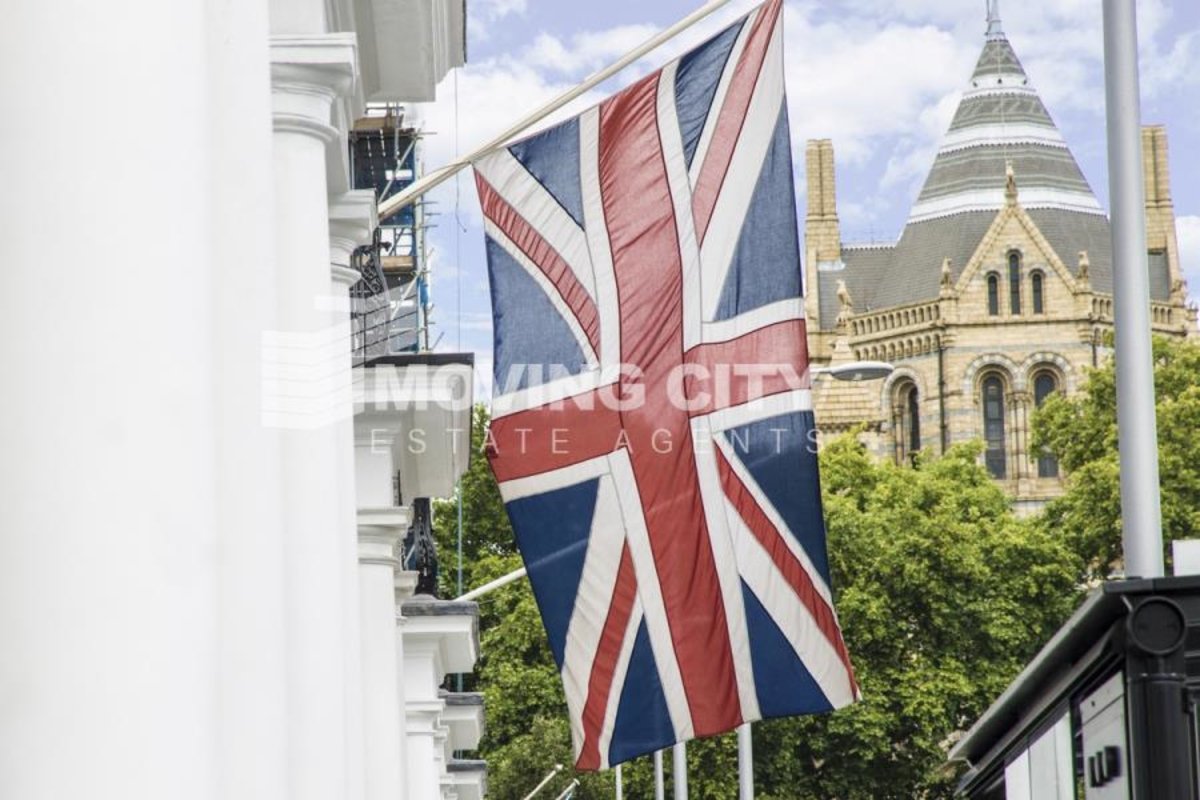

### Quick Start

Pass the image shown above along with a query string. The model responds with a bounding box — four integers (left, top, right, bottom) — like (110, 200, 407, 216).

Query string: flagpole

(615, 764, 624, 800)
(672, 742, 688, 800)
(456, 566, 527, 602)
(523, 764, 564, 800)
(737, 724, 753, 799)
(654, 750, 665, 800)
(377, 0, 737, 219)
(1102, 0, 1165, 578)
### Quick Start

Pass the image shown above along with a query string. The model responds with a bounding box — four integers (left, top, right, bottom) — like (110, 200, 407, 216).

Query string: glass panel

(1035, 373, 1059, 478)
(907, 387, 921, 454)
(1032, 272, 1045, 314)
(988, 275, 1000, 316)
(1009, 253, 1021, 314)
(983, 376, 1006, 478)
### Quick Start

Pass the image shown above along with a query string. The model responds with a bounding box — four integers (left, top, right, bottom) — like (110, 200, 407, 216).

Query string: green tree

(746, 438, 1080, 798)
(1032, 335, 1200, 580)
(436, 408, 1081, 798)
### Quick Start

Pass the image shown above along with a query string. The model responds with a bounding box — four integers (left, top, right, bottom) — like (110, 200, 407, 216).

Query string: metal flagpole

(672, 742, 688, 800)
(377, 0, 736, 219)
(615, 764, 624, 800)
(1102, 0, 1165, 578)
(456, 566, 527, 602)
(737, 724, 753, 799)
(654, 750, 665, 800)
(522, 764, 564, 800)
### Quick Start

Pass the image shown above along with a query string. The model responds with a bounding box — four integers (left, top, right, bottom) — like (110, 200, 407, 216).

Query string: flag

(474, 0, 858, 770)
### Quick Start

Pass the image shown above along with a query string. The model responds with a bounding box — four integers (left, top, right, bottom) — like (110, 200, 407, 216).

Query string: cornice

(329, 190, 379, 252)
(270, 33, 359, 136)
(272, 112, 340, 141)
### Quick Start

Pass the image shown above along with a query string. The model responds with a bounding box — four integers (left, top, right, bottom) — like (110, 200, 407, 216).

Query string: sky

(410, 0, 1200, 398)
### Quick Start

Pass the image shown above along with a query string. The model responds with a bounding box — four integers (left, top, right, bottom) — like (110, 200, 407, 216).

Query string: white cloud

(781, 8, 975, 178)
(468, 0, 529, 42)
(478, 0, 527, 19)
(525, 24, 661, 76)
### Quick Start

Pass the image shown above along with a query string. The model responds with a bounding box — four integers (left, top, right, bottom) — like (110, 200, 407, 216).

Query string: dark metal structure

(951, 576, 1200, 799)
(404, 498, 439, 597)
(348, 109, 430, 365)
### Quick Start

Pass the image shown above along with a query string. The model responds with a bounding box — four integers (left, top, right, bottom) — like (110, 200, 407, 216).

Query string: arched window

(1031, 271, 1045, 314)
(1009, 252, 1022, 314)
(893, 382, 921, 464)
(1033, 372, 1059, 478)
(982, 374, 1007, 479)
(987, 274, 1000, 316)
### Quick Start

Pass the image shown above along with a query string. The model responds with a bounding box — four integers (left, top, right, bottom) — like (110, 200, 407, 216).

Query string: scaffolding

(348, 105, 438, 365)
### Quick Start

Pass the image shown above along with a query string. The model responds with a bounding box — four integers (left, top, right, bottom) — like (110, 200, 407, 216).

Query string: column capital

(358, 507, 410, 568)
(395, 570, 420, 604)
(270, 34, 358, 139)
(330, 190, 379, 283)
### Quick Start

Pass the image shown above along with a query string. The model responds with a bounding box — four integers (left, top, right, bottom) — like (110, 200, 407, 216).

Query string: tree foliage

(752, 438, 1081, 798)
(435, 408, 1081, 798)
(1032, 335, 1200, 580)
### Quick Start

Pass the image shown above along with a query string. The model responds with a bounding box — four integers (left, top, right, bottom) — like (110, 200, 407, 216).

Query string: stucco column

(331, 192, 378, 800)
(1, 2, 282, 799)
(403, 599, 480, 800)
(269, 34, 357, 800)
(396, 571, 421, 800)
(359, 511, 410, 800)
(405, 642, 449, 800)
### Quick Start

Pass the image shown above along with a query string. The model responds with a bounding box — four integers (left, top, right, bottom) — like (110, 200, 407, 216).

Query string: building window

(1009, 252, 1022, 314)
(982, 374, 1007, 479)
(893, 382, 921, 464)
(987, 274, 1000, 316)
(1033, 372, 1060, 478)
(1031, 271, 1045, 314)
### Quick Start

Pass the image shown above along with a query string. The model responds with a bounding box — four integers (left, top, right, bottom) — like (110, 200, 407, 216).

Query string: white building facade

(1, 2, 481, 799)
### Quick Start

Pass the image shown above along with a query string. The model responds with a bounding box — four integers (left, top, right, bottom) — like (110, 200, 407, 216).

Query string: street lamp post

(1102, 0, 1165, 579)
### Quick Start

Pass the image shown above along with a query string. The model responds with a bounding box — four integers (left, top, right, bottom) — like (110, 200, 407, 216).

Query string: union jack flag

(475, 0, 858, 770)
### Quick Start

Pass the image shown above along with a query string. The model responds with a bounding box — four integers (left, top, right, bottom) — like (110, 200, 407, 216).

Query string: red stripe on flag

(476, 173, 602, 358)
(683, 318, 811, 416)
(598, 70, 742, 738)
(691, 0, 782, 245)
(714, 446, 858, 694)
(576, 543, 639, 771)
(487, 393, 623, 484)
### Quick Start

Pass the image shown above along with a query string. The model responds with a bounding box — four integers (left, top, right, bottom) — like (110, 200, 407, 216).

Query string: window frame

(1031, 270, 1045, 314)
(1033, 370, 1060, 478)
(987, 273, 1000, 316)
(1008, 251, 1022, 315)
(892, 380, 922, 465)
(981, 373, 1008, 479)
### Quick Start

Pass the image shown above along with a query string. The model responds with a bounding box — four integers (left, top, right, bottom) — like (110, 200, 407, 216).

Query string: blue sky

(413, 0, 1200, 396)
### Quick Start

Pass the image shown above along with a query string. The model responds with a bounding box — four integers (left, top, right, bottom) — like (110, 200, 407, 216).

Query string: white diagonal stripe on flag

(699, 22, 786, 320)
(607, 449, 695, 741)
(475, 149, 597, 302)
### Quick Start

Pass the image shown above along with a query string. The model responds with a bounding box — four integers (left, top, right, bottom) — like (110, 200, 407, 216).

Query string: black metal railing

(350, 231, 422, 366)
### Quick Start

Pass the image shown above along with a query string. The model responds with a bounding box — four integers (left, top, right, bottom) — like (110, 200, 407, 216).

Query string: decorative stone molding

(358, 507, 410, 567)
(270, 34, 361, 195)
(879, 366, 927, 416)
(961, 353, 1025, 397)
(1020, 352, 1075, 393)
(330, 190, 379, 278)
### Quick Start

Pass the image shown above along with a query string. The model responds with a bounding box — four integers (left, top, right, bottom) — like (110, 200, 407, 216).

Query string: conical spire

(905, 7, 1102, 223)
(986, 0, 1004, 41)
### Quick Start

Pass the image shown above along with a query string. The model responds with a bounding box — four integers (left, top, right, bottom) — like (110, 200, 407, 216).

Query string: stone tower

(805, 5, 1195, 513)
